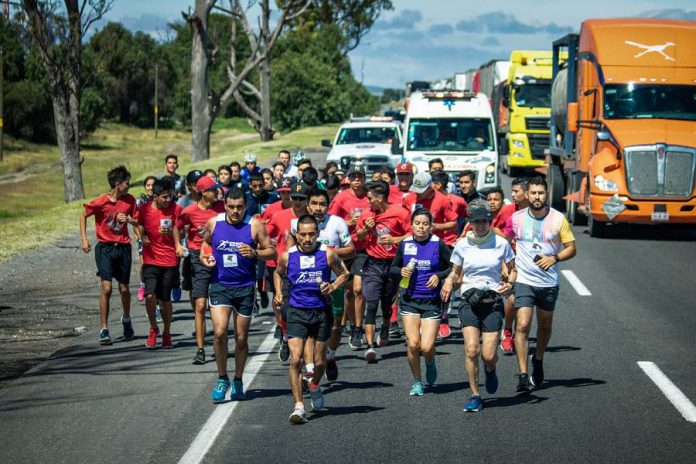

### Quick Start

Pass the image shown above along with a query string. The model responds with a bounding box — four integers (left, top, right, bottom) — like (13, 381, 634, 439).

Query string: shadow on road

(312, 405, 385, 419)
(484, 394, 548, 408)
(323, 380, 394, 394)
(535, 377, 606, 391)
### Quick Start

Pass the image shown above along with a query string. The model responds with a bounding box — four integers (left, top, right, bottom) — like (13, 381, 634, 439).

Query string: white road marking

(637, 361, 696, 423)
(561, 270, 592, 296)
(178, 329, 278, 463)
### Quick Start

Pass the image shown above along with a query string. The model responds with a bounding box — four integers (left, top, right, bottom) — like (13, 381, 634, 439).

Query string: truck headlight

(594, 175, 618, 192)
(512, 152, 523, 158)
(485, 163, 495, 184)
(512, 140, 525, 148)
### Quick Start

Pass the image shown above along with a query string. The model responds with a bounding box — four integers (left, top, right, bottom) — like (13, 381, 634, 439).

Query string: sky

(95, 0, 695, 89)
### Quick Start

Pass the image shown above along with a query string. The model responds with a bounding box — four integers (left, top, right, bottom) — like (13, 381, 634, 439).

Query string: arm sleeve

(390, 243, 405, 279)
(436, 240, 453, 280)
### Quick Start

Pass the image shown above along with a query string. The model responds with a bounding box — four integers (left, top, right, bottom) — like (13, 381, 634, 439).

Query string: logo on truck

(624, 41, 675, 61)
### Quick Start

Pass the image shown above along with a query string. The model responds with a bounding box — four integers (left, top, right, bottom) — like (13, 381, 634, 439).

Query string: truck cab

(398, 90, 498, 190)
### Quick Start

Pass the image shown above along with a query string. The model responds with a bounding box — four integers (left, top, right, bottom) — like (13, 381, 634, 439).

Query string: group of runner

(80, 149, 576, 423)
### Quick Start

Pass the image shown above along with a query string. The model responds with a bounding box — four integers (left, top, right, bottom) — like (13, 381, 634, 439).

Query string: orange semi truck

(548, 19, 696, 236)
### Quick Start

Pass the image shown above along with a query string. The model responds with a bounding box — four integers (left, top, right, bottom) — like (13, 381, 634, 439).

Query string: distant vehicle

(323, 117, 403, 174)
(548, 19, 696, 236)
(394, 90, 499, 190)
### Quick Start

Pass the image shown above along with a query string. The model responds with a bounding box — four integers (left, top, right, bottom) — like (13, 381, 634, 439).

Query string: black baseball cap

(290, 182, 310, 199)
(186, 169, 204, 184)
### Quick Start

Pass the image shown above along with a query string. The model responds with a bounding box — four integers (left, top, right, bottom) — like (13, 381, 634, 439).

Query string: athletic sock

(305, 363, 315, 373)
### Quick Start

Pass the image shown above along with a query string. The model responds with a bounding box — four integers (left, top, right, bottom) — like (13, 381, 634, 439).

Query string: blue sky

(97, 0, 696, 88)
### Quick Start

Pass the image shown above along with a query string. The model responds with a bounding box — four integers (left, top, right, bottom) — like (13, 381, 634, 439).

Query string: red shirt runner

(261, 199, 289, 222)
(388, 184, 408, 205)
(83, 193, 138, 244)
(138, 202, 182, 267)
(402, 190, 458, 245)
(357, 204, 412, 259)
(328, 188, 369, 251)
(177, 201, 224, 251)
(265, 207, 299, 267)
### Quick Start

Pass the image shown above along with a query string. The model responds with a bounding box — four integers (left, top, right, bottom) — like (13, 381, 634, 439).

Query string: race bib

(300, 255, 315, 269)
(223, 254, 238, 268)
(159, 218, 173, 234)
(404, 243, 418, 255)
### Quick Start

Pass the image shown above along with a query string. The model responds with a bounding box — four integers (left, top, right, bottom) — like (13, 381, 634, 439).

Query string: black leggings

(362, 259, 397, 325)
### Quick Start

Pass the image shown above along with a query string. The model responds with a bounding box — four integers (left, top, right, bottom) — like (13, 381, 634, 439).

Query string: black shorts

(458, 289, 503, 333)
(181, 255, 192, 291)
(264, 266, 276, 293)
(95, 242, 132, 284)
(286, 306, 333, 342)
(208, 283, 256, 318)
(362, 258, 396, 302)
(400, 293, 442, 320)
(514, 283, 560, 312)
(348, 251, 369, 277)
(142, 264, 177, 302)
(188, 249, 212, 300)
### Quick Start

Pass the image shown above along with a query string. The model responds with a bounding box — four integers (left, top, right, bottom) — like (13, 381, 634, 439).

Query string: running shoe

(364, 345, 377, 363)
(137, 285, 145, 302)
(121, 317, 134, 340)
(531, 355, 544, 387)
(500, 329, 514, 353)
(409, 380, 425, 396)
(155, 306, 163, 323)
(343, 323, 351, 337)
(349, 327, 364, 350)
(389, 321, 401, 339)
(425, 358, 438, 386)
(326, 359, 338, 381)
(438, 318, 451, 338)
(378, 324, 390, 347)
(274, 324, 282, 340)
(211, 378, 231, 403)
(192, 348, 205, 365)
(161, 332, 173, 349)
(172, 287, 182, 303)
(485, 367, 499, 394)
(516, 373, 534, 393)
(309, 384, 324, 411)
(99, 328, 112, 345)
(145, 326, 159, 349)
(464, 395, 483, 412)
(230, 379, 245, 401)
(260, 291, 269, 309)
(278, 339, 289, 362)
(289, 407, 308, 424)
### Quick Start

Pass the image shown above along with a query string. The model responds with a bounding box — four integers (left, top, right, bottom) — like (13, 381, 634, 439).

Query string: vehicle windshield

(604, 84, 696, 121)
(336, 127, 397, 145)
(514, 84, 551, 108)
(407, 118, 494, 152)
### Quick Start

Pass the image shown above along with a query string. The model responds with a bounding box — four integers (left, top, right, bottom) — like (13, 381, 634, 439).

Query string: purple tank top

(401, 235, 441, 299)
(287, 244, 331, 309)
(211, 213, 256, 287)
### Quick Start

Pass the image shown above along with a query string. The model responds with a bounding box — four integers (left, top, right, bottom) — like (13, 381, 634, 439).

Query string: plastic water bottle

(181, 248, 190, 258)
(399, 259, 417, 289)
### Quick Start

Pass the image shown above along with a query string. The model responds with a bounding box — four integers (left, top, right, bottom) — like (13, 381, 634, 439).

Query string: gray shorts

(188, 249, 212, 300)
(514, 283, 560, 312)
(458, 290, 504, 333)
(400, 294, 442, 320)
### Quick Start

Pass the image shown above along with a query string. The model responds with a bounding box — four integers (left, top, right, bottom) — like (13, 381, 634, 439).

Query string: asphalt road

(1, 169, 695, 463)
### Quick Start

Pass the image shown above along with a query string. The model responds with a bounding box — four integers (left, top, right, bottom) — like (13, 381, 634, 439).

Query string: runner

(177, 175, 225, 364)
(200, 188, 276, 403)
(511, 177, 576, 392)
(441, 199, 516, 412)
(272, 161, 286, 186)
(328, 164, 370, 349)
(137, 177, 184, 349)
(161, 154, 186, 200)
(391, 209, 451, 395)
(80, 165, 139, 345)
(356, 180, 412, 362)
(390, 162, 414, 204)
(274, 215, 349, 424)
(278, 149, 298, 178)
(458, 169, 486, 203)
(486, 187, 513, 239)
(260, 168, 275, 193)
(240, 153, 261, 182)
(136, 176, 157, 302)
(288, 189, 355, 381)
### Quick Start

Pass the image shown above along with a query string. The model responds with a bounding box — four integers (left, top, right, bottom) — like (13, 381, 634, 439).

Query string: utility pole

(1, 47, 4, 162)
(154, 63, 159, 139)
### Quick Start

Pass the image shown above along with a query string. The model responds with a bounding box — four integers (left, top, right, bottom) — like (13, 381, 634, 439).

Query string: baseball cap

(340, 176, 350, 186)
(396, 162, 414, 174)
(409, 172, 432, 194)
(467, 199, 492, 223)
(244, 153, 257, 163)
(277, 177, 295, 192)
(186, 169, 204, 185)
(346, 163, 366, 177)
(196, 176, 222, 192)
(290, 181, 310, 199)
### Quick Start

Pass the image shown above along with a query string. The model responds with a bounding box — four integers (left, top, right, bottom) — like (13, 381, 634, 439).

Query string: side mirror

(502, 86, 510, 107)
(321, 139, 332, 148)
(391, 138, 403, 155)
(597, 131, 611, 141)
(567, 102, 579, 133)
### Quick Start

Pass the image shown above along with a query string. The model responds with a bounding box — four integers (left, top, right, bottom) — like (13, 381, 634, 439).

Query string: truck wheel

(548, 164, 565, 212)
(588, 212, 606, 238)
(566, 172, 587, 226)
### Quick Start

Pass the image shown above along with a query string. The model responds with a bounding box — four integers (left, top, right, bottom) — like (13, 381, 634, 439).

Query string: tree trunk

(190, 0, 212, 162)
(51, 90, 84, 202)
(259, 53, 273, 141)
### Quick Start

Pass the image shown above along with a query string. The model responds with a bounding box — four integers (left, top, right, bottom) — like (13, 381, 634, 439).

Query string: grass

(0, 119, 338, 262)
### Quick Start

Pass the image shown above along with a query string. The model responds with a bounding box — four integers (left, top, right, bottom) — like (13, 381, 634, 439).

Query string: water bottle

(399, 259, 416, 289)
(181, 248, 190, 258)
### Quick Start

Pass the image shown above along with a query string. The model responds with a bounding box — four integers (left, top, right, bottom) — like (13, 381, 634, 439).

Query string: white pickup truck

(322, 117, 403, 174)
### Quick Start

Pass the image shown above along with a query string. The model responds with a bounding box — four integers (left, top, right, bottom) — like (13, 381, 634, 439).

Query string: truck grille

(525, 117, 550, 131)
(343, 155, 391, 174)
(625, 145, 695, 198)
(528, 133, 549, 160)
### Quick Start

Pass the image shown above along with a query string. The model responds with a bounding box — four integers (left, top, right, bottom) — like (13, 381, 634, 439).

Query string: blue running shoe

(409, 381, 425, 396)
(485, 367, 498, 394)
(309, 385, 324, 411)
(464, 395, 483, 412)
(425, 358, 438, 386)
(230, 378, 245, 401)
(121, 317, 134, 340)
(172, 287, 182, 303)
(99, 328, 112, 345)
(211, 378, 231, 403)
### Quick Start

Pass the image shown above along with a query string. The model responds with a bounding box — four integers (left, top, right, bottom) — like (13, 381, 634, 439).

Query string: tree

(20, 0, 113, 202)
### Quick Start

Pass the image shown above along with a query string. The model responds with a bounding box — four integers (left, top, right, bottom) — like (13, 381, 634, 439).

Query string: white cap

(244, 153, 257, 163)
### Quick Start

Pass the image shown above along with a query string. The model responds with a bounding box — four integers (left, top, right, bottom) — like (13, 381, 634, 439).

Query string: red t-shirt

(138, 201, 182, 267)
(493, 203, 516, 239)
(356, 204, 412, 259)
(177, 201, 224, 251)
(388, 184, 408, 205)
(265, 207, 299, 267)
(402, 190, 458, 244)
(261, 200, 289, 222)
(328, 188, 369, 251)
(83, 193, 138, 244)
(443, 194, 468, 246)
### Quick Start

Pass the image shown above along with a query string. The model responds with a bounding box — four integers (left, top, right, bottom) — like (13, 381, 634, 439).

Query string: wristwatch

(553, 254, 560, 263)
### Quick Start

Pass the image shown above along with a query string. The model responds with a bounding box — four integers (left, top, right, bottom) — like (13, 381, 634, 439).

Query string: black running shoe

(192, 348, 205, 365)
(274, 324, 282, 340)
(531, 355, 544, 387)
(516, 373, 534, 393)
(121, 317, 134, 340)
(326, 358, 338, 381)
(260, 291, 269, 309)
(389, 321, 401, 339)
(378, 324, 390, 347)
(278, 339, 290, 362)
